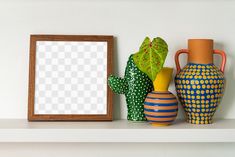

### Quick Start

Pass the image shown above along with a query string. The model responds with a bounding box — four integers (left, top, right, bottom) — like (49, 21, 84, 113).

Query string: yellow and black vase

(175, 39, 226, 124)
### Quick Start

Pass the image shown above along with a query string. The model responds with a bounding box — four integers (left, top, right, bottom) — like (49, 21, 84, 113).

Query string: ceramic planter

(144, 68, 178, 126)
(175, 39, 226, 124)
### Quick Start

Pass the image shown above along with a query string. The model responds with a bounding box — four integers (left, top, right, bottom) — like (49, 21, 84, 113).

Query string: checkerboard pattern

(34, 41, 107, 115)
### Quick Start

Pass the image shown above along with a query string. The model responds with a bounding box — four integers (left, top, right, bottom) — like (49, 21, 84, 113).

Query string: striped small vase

(144, 67, 178, 126)
(144, 91, 178, 126)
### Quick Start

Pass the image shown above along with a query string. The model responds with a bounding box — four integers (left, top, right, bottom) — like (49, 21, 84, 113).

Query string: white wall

(0, 0, 234, 120)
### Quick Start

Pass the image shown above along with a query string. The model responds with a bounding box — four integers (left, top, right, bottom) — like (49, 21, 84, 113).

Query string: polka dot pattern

(108, 55, 153, 121)
(108, 75, 128, 94)
(175, 63, 225, 124)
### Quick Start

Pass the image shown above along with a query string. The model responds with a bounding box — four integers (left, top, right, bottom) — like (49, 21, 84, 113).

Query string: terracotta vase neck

(188, 39, 214, 64)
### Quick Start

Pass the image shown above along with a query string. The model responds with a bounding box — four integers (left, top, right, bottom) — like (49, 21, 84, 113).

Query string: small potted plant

(108, 37, 177, 124)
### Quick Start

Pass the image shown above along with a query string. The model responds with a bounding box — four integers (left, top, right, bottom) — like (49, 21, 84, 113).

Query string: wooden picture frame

(28, 35, 113, 121)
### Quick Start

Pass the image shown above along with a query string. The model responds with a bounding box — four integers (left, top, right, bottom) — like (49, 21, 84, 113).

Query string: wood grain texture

(28, 35, 114, 121)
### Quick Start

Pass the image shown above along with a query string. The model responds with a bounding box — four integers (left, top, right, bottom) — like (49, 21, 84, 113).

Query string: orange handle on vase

(213, 50, 226, 73)
(175, 49, 189, 74)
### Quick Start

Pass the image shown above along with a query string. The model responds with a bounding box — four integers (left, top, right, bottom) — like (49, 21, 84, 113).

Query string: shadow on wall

(112, 37, 121, 120)
(214, 42, 235, 118)
(172, 51, 188, 120)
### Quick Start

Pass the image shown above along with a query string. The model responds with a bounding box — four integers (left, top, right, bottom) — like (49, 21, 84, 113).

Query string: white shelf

(0, 119, 234, 142)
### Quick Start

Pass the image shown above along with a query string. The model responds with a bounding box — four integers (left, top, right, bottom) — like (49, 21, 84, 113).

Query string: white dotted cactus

(108, 55, 153, 121)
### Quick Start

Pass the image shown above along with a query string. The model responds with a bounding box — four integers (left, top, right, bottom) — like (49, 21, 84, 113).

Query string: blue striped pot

(144, 91, 178, 126)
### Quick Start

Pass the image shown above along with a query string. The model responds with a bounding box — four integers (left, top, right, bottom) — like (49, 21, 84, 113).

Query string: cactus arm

(108, 75, 128, 94)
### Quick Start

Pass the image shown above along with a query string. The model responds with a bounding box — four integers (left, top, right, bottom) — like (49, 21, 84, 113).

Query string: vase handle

(213, 50, 226, 73)
(175, 49, 189, 74)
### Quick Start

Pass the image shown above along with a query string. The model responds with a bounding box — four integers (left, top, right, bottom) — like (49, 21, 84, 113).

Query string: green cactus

(133, 37, 168, 81)
(108, 55, 153, 121)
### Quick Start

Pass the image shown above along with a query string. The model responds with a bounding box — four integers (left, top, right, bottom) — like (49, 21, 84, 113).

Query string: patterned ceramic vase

(175, 39, 226, 124)
(144, 68, 178, 126)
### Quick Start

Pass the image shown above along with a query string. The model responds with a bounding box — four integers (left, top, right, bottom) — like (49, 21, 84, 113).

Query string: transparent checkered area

(34, 41, 107, 114)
